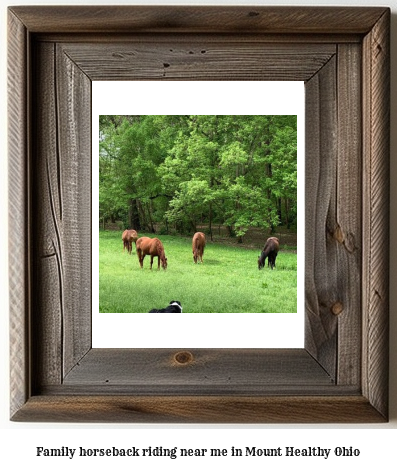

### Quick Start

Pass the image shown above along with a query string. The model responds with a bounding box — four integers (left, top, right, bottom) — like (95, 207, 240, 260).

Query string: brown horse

(122, 229, 138, 254)
(192, 232, 206, 264)
(136, 237, 168, 270)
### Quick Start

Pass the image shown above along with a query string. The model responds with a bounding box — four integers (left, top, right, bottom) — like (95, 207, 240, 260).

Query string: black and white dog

(149, 300, 182, 313)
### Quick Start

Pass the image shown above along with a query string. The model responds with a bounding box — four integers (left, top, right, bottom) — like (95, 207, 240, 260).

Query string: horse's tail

(135, 238, 141, 255)
(193, 234, 201, 250)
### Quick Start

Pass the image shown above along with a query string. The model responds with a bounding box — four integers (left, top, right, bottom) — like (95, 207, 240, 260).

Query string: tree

(98, 115, 298, 239)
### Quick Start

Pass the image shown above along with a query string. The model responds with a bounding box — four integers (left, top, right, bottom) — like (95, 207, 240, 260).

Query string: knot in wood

(331, 302, 344, 316)
(333, 225, 344, 244)
(174, 351, 194, 365)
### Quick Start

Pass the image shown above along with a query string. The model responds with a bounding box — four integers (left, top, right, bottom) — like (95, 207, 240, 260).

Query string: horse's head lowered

(161, 256, 168, 270)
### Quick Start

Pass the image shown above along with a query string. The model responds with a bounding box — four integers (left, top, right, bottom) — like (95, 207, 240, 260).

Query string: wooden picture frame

(8, 6, 390, 423)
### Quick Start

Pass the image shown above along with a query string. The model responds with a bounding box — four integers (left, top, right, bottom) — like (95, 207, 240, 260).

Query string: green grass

(99, 230, 297, 313)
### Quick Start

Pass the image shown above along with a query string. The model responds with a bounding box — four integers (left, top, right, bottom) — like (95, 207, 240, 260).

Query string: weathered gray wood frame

(8, 6, 390, 423)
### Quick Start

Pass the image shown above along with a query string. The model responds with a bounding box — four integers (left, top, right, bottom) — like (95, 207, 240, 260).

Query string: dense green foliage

(99, 231, 297, 313)
(99, 115, 297, 240)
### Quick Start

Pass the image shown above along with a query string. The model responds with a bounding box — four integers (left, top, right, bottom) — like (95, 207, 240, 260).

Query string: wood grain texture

(62, 349, 334, 392)
(304, 57, 338, 378)
(32, 42, 63, 387)
(9, 6, 387, 34)
(335, 44, 362, 386)
(32, 42, 92, 388)
(8, 6, 390, 423)
(8, 10, 30, 419)
(362, 9, 390, 419)
(304, 43, 363, 386)
(55, 45, 92, 377)
(11, 395, 385, 424)
(60, 42, 335, 82)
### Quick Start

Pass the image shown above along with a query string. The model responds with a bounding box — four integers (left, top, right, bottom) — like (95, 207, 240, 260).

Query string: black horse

(258, 237, 279, 270)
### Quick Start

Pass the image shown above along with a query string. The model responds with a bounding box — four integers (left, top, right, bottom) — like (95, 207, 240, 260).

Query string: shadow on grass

(195, 259, 222, 265)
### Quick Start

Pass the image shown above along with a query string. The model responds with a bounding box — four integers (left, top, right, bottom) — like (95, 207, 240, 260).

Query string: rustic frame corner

(8, 6, 390, 423)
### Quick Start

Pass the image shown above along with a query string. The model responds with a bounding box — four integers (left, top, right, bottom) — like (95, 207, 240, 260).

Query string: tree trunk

(208, 202, 213, 241)
(266, 163, 275, 233)
(285, 198, 291, 229)
(147, 201, 156, 233)
(128, 198, 141, 230)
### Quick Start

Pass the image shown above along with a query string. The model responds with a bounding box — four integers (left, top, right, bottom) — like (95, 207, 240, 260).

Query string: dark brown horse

(258, 237, 279, 270)
(192, 232, 206, 264)
(136, 237, 168, 270)
(122, 229, 138, 254)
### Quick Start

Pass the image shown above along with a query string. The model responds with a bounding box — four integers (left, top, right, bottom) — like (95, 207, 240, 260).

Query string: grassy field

(99, 230, 297, 313)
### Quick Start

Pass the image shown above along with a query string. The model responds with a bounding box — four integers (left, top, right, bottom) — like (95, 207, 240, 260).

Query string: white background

(92, 81, 305, 348)
(1, 0, 396, 469)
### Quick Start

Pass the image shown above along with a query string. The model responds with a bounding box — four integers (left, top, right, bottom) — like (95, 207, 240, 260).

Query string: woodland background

(99, 115, 297, 244)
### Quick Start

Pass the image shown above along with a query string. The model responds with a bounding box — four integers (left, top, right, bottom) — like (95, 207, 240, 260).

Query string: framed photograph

(8, 6, 390, 423)
(93, 81, 305, 349)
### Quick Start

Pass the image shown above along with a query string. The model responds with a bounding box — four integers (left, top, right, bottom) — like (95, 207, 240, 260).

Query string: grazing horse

(136, 236, 168, 270)
(258, 237, 279, 270)
(192, 232, 206, 264)
(122, 229, 138, 254)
